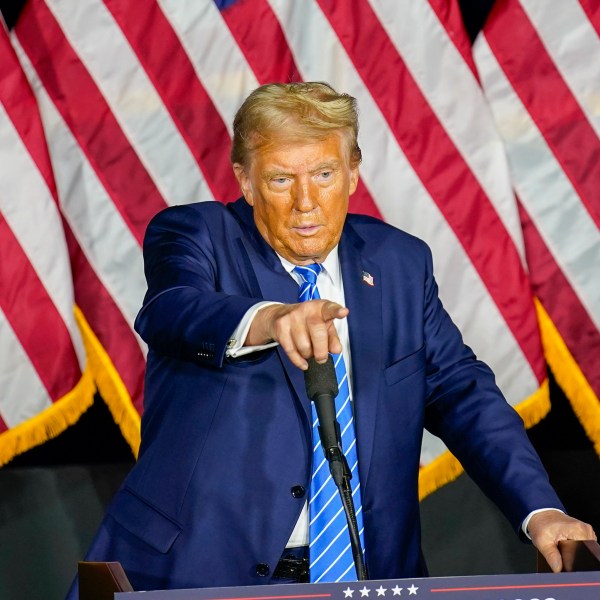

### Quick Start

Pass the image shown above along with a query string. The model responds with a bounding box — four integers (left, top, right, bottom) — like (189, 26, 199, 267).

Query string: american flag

(0, 0, 598, 497)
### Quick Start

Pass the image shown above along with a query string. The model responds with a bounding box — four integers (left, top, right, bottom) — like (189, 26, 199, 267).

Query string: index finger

(321, 301, 349, 322)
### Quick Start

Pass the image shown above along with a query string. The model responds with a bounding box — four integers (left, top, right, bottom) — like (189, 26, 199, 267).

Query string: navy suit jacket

(70, 198, 562, 594)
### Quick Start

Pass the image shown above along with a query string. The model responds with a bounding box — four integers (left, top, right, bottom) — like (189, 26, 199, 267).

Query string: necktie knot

(294, 264, 323, 303)
(293, 263, 323, 286)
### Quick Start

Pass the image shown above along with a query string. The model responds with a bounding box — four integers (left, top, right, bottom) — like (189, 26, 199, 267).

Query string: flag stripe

(317, 0, 543, 377)
(103, 0, 238, 202)
(158, 0, 258, 129)
(44, 0, 214, 208)
(369, 0, 527, 257)
(518, 200, 600, 393)
(0, 39, 85, 367)
(15, 0, 167, 245)
(219, 0, 301, 84)
(11, 28, 147, 407)
(0, 103, 86, 367)
(577, 0, 600, 40)
(11, 44, 148, 333)
(519, 0, 600, 139)
(427, 0, 478, 74)
(67, 235, 146, 411)
(475, 35, 600, 332)
(0, 307, 51, 427)
(483, 0, 600, 228)
(0, 215, 81, 400)
(0, 29, 58, 201)
(0, 411, 8, 434)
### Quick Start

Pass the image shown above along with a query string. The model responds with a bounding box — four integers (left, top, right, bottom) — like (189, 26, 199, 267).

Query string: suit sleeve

(134, 206, 262, 367)
(420, 244, 564, 533)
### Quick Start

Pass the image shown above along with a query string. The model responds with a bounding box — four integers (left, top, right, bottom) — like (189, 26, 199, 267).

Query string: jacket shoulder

(144, 199, 248, 243)
(148, 200, 232, 226)
(346, 212, 431, 260)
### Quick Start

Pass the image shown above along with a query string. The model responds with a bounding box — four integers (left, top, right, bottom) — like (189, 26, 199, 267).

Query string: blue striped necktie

(293, 263, 365, 583)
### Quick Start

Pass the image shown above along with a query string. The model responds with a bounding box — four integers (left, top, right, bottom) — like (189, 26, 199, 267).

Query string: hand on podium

(528, 510, 597, 572)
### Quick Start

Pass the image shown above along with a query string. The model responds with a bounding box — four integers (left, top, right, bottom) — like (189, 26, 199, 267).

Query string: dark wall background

(1, 2, 599, 599)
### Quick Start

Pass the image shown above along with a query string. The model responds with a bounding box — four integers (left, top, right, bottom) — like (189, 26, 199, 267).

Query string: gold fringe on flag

(74, 306, 141, 457)
(535, 299, 600, 457)
(418, 379, 551, 501)
(0, 358, 95, 467)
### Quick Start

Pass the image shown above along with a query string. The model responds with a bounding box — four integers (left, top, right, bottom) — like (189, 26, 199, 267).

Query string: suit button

(255, 563, 270, 577)
(291, 485, 305, 498)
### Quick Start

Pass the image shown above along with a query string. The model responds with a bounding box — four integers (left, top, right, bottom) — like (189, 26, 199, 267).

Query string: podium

(79, 541, 600, 600)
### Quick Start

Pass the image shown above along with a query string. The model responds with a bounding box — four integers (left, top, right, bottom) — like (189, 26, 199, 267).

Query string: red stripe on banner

(221, 0, 302, 84)
(317, 0, 545, 380)
(427, 0, 478, 77)
(15, 0, 168, 245)
(66, 234, 146, 413)
(0, 215, 81, 400)
(484, 0, 600, 228)
(0, 415, 7, 434)
(103, 0, 239, 203)
(518, 201, 600, 395)
(0, 28, 58, 203)
(349, 179, 383, 220)
(579, 0, 600, 38)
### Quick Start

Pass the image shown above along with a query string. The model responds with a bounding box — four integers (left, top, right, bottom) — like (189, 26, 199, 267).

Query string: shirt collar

(277, 246, 342, 288)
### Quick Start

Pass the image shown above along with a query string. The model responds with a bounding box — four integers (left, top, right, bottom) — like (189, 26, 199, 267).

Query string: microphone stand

(320, 430, 369, 581)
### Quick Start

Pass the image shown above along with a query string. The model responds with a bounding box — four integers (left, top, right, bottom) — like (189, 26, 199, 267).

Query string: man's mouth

(293, 225, 322, 236)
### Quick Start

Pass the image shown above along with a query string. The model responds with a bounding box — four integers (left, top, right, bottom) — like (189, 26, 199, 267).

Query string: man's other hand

(528, 510, 597, 572)
(246, 300, 348, 370)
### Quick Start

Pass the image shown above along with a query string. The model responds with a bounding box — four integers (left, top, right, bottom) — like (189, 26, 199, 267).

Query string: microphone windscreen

(304, 355, 339, 400)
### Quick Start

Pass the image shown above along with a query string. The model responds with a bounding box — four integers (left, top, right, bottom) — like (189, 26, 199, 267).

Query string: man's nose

(293, 179, 317, 212)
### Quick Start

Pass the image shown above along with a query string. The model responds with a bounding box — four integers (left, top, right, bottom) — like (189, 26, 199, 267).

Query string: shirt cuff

(225, 301, 281, 358)
(521, 508, 565, 540)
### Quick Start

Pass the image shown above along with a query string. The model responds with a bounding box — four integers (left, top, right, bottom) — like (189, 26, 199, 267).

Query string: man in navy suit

(69, 82, 594, 595)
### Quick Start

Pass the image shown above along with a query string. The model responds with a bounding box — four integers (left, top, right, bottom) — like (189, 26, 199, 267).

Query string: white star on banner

(391, 586, 402, 596)
(343, 588, 354, 598)
(376, 586, 387, 596)
(360, 586, 371, 597)
(407, 584, 418, 595)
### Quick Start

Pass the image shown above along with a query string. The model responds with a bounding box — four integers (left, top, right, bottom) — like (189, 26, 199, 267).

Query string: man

(68, 82, 594, 595)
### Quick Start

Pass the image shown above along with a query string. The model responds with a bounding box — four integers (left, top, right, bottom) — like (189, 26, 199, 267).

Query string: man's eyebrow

(309, 160, 340, 173)
(262, 160, 341, 179)
(262, 168, 293, 178)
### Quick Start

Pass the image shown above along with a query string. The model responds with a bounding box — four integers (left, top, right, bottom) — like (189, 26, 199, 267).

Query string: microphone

(304, 356, 347, 484)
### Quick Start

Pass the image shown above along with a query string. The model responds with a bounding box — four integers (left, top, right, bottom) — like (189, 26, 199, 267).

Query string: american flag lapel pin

(361, 270, 374, 286)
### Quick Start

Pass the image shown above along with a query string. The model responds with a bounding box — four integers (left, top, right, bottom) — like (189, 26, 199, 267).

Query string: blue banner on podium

(117, 571, 600, 600)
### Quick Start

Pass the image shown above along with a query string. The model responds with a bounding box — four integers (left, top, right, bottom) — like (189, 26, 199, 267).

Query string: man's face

(233, 133, 359, 266)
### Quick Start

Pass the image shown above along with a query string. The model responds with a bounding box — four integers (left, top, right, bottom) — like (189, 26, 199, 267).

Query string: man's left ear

(232, 163, 253, 205)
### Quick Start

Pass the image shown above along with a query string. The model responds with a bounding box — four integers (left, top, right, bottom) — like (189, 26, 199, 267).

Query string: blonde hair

(231, 82, 361, 167)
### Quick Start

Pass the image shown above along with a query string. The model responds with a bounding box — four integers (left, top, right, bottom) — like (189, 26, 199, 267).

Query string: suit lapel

(339, 221, 383, 489)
